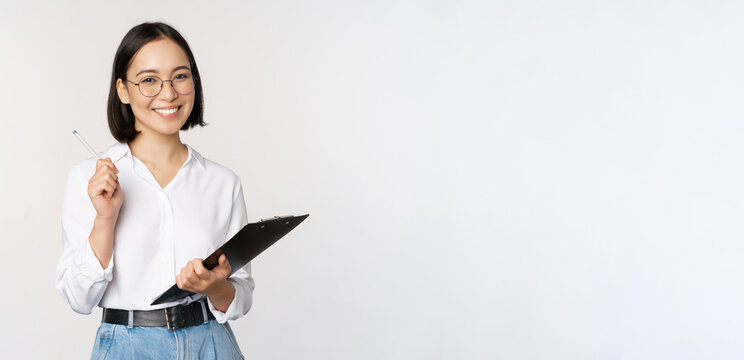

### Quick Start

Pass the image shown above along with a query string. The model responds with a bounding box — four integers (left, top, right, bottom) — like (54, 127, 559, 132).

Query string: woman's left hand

(176, 254, 232, 297)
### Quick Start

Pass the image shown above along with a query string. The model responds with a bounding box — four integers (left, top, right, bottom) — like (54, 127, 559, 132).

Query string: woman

(56, 22, 253, 359)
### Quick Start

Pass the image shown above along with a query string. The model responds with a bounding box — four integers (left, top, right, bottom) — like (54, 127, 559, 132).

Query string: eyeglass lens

(138, 74, 195, 97)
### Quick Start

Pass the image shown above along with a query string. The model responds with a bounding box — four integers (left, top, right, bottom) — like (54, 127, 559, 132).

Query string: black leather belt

(102, 298, 215, 331)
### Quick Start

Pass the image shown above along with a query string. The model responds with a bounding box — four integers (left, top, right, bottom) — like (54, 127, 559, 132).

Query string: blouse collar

(101, 141, 206, 170)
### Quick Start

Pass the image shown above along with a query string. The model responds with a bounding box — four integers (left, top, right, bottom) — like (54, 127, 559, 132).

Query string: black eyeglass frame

(126, 74, 197, 98)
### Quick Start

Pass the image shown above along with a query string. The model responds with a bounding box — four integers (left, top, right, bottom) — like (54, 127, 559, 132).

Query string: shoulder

(186, 144, 242, 186)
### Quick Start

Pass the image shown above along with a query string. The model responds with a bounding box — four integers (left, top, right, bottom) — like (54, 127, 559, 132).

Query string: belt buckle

(165, 306, 186, 331)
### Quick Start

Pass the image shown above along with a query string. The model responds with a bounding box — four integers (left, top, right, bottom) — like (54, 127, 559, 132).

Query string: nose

(158, 80, 178, 101)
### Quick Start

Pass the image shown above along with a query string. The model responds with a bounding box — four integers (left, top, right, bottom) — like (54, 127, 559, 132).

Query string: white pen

(72, 130, 102, 159)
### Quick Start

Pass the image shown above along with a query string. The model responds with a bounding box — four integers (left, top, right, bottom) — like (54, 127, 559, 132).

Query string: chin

(138, 123, 185, 136)
(160, 125, 186, 135)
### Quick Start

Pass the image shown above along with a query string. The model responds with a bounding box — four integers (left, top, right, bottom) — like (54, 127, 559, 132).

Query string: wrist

(205, 278, 232, 297)
(206, 279, 235, 312)
(94, 214, 118, 226)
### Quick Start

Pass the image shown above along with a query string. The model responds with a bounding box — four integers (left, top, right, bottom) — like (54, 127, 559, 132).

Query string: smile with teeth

(154, 106, 180, 115)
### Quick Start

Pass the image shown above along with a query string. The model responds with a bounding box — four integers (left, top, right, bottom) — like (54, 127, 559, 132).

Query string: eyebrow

(135, 65, 191, 77)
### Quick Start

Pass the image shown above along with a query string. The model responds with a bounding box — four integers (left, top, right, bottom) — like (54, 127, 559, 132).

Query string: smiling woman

(106, 24, 205, 144)
(116, 39, 196, 139)
(56, 22, 251, 359)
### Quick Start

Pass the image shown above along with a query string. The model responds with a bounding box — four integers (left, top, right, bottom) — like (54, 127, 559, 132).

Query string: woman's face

(116, 38, 195, 138)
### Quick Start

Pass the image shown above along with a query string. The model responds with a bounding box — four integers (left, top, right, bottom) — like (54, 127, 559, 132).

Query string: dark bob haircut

(107, 22, 205, 142)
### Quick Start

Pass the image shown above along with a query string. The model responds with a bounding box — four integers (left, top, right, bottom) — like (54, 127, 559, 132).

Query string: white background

(1, 0, 742, 359)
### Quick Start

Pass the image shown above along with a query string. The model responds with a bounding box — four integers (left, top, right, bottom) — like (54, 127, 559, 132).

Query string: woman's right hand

(88, 157, 123, 220)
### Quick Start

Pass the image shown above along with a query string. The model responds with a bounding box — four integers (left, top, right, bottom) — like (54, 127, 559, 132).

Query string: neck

(128, 130, 186, 165)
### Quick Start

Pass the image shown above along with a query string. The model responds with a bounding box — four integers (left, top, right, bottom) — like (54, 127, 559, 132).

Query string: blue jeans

(90, 319, 244, 359)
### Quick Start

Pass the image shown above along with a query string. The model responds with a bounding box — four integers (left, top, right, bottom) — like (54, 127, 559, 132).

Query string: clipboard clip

(259, 215, 294, 222)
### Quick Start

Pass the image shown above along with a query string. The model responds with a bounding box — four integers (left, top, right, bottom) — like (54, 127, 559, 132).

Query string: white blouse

(56, 141, 255, 323)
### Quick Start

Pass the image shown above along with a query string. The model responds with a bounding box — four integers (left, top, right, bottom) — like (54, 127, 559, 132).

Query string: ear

(116, 78, 131, 104)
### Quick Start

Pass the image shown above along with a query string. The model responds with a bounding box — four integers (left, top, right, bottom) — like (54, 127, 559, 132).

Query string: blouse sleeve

(207, 179, 256, 323)
(55, 165, 114, 314)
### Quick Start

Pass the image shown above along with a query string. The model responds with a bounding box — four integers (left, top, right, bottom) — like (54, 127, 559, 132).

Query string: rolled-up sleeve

(55, 166, 113, 314)
(207, 179, 255, 323)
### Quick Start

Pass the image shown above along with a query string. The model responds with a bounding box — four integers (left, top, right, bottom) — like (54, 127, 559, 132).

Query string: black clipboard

(151, 214, 309, 305)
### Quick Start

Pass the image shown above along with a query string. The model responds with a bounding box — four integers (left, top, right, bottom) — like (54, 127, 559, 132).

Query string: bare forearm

(89, 216, 117, 269)
(206, 279, 235, 312)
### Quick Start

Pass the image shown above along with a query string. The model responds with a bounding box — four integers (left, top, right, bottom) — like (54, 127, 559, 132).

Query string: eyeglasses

(126, 73, 196, 97)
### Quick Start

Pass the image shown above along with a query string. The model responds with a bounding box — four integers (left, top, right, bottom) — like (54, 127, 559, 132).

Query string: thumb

(217, 254, 232, 275)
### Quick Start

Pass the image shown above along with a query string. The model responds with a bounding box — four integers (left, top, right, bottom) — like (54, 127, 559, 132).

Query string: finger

(96, 168, 118, 183)
(96, 161, 117, 177)
(97, 160, 118, 176)
(105, 178, 118, 191)
(92, 175, 117, 190)
(105, 172, 118, 182)
(182, 271, 196, 288)
(105, 158, 119, 173)
(97, 182, 114, 198)
(91, 168, 118, 185)
(90, 176, 110, 193)
(177, 274, 191, 290)
(107, 174, 119, 186)
(193, 259, 208, 278)
(103, 162, 117, 174)
(211, 255, 231, 278)
(218, 254, 231, 272)
(99, 177, 116, 191)
(185, 261, 198, 280)
(111, 183, 121, 198)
